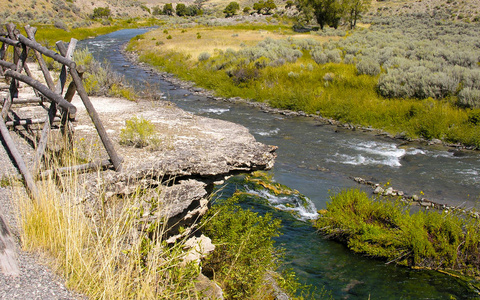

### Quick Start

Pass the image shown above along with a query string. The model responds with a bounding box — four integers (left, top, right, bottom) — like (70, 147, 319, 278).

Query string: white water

(245, 188, 319, 221)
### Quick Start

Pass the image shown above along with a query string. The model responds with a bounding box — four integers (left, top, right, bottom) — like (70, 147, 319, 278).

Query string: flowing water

(79, 28, 480, 299)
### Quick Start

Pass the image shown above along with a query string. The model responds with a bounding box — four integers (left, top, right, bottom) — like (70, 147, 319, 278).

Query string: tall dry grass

(16, 155, 200, 299)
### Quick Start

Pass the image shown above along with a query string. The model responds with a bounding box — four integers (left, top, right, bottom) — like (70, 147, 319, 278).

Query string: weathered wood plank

(39, 159, 112, 178)
(6, 117, 60, 126)
(69, 67, 123, 171)
(4, 70, 76, 116)
(24, 25, 55, 91)
(0, 116, 39, 199)
(0, 214, 19, 276)
(17, 35, 75, 69)
(34, 39, 77, 173)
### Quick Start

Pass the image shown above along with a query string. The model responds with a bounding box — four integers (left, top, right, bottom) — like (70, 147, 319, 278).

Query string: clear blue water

(79, 28, 480, 298)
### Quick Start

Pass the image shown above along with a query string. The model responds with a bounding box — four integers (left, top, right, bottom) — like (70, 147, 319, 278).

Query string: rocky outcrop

(72, 96, 277, 242)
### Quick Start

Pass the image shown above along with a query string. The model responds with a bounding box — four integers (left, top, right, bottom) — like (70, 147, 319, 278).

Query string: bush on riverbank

(315, 189, 480, 282)
(127, 16, 480, 148)
(74, 48, 136, 100)
(202, 194, 282, 299)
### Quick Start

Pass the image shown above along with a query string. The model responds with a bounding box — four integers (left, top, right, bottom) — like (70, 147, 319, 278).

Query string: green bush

(119, 116, 160, 148)
(91, 7, 111, 19)
(201, 194, 282, 299)
(315, 189, 480, 277)
(74, 48, 134, 98)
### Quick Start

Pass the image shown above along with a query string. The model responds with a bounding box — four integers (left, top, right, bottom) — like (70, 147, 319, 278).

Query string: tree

(285, 0, 294, 9)
(186, 5, 200, 16)
(152, 5, 161, 15)
(92, 7, 111, 19)
(224, 2, 240, 17)
(297, 0, 341, 29)
(162, 3, 174, 15)
(253, 0, 265, 14)
(263, 0, 277, 14)
(176, 3, 187, 16)
(342, 0, 370, 29)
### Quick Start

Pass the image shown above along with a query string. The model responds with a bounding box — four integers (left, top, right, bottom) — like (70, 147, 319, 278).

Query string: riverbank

(122, 45, 479, 154)
(125, 19, 480, 150)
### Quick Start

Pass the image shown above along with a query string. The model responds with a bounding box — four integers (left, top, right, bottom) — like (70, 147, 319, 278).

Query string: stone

(74, 97, 277, 243)
(373, 186, 384, 194)
(385, 187, 394, 196)
(183, 235, 215, 265)
(195, 273, 224, 300)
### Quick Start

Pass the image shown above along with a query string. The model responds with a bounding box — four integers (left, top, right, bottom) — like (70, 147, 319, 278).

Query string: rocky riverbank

(69, 95, 277, 242)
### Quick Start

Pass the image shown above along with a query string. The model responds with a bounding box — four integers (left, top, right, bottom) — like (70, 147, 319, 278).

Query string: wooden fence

(0, 23, 123, 276)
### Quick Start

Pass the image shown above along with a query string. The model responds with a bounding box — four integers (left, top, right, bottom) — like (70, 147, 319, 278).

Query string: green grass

(315, 189, 480, 286)
(29, 18, 164, 47)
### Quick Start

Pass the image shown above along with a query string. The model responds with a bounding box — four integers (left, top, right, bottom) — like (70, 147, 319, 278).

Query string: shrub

(325, 49, 342, 63)
(74, 48, 129, 97)
(458, 88, 480, 108)
(119, 116, 160, 148)
(198, 52, 211, 62)
(201, 195, 282, 299)
(316, 189, 480, 276)
(311, 49, 328, 65)
(54, 20, 68, 31)
(91, 7, 111, 19)
(229, 67, 259, 85)
(356, 58, 381, 76)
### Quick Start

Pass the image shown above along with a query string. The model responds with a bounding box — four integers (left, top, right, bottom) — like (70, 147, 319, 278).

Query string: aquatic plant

(315, 189, 480, 284)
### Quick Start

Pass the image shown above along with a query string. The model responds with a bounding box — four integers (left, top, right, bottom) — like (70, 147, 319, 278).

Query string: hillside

(1, 0, 478, 26)
(370, 0, 480, 22)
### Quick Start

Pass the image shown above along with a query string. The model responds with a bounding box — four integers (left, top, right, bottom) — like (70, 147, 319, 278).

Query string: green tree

(92, 7, 111, 19)
(297, 0, 341, 29)
(224, 1, 240, 17)
(186, 5, 200, 16)
(253, 0, 265, 13)
(162, 3, 174, 15)
(285, 0, 294, 9)
(342, 0, 370, 29)
(176, 3, 187, 16)
(152, 5, 161, 15)
(263, 0, 277, 14)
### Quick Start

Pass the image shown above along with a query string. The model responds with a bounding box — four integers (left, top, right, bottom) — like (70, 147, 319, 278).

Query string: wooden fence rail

(0, 23, 123, 195)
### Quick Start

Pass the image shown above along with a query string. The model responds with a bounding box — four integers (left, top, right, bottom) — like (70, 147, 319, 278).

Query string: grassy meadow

(127, 17, 480, 148)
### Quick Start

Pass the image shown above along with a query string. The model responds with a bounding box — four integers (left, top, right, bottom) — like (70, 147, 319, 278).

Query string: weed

(119, 116, 160, 148)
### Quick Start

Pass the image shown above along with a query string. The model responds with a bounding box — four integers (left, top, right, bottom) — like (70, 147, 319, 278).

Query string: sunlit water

(79, 28, 480, 298)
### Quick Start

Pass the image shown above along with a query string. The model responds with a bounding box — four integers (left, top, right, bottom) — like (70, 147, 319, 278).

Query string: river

(79, 28, 480, 299)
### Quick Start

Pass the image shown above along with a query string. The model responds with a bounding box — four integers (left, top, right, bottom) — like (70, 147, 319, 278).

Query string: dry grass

(141, 26, 335, 62)
(16, 153, 200, 299)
